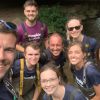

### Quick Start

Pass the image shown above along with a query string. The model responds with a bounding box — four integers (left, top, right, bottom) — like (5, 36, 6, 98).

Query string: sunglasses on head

(0, 20, 16, 30)
(68, 25, 81, 31)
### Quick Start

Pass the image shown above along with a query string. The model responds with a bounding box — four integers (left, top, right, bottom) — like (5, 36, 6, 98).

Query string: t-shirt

(12, 59, 38, 96)
(40, 49, 67, 81)
(73, 63, 100, 88)
(82, 35, 97, 59)
(64, 35, 97, 60)
(12, 59, 37, 78)
(72, 61, 100, 98)
(17, 20, 48, 44)
(43, 84, 87, 100)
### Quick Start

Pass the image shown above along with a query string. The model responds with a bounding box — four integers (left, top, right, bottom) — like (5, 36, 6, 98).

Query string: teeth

(71, 59, 76, 61)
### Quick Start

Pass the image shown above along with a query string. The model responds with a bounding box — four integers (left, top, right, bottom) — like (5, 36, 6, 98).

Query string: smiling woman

(40, 62, 87, 100)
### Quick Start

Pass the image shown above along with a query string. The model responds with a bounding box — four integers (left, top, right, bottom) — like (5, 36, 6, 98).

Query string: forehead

(25, 46, 40, 53)
(0, 33, 16, 46)
(68, 45, 82, 51)
(49, 35, 62, 44)
(67, 19, 81, 27)
(40, 69, 57, 79)
(25, 5, 37, 10)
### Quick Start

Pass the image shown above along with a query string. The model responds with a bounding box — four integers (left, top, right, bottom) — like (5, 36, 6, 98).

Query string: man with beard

(0, 20, 18, 100)
(16, 0, 48, 52)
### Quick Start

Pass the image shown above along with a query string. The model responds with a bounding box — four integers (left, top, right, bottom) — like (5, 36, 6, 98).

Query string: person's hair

(95, 46, 100, 65)
(23, 0, 39, 10)
(48, 32, 63, 44)
(24, 41, 40, 52)
(67, 41, 86, 54)
(66, 15, 82, 27)
(0, 20, 18, 39)
(40, 62, 64, 84)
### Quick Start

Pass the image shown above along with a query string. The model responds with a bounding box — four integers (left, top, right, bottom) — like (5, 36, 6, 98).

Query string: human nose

(46, 80, 51, 86)
(53, 45, 58, 50)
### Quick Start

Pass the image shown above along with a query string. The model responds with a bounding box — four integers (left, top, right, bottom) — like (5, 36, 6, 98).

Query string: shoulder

(85, 61, 100, 84)
(36, 21, 48, 29)
(85, 62, 99, 74)
(65, 84, 86, 100)
(84, 35, 97, 45)
(12, 59, 22, 71)
(17, 22, 26, 34)
(43, 93, 50, 100)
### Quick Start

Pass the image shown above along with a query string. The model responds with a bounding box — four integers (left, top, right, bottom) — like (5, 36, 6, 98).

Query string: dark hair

(67, 41, 86, 54)
(66, 16, 82, 27)
(0, 20, 18, 39)
(40, 62, 65, 85)
(24, 41, 40, 52)
(24, 0, 38, 10)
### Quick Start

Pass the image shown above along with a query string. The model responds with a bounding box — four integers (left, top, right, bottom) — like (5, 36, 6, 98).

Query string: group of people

(0, 0, 100, 100)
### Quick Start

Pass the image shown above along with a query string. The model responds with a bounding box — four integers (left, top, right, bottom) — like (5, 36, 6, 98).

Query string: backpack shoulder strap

(83, 61, 92, 84)
(36, 63, 41, 92)
(21, 23, 28, 36)
(19, 58, 24, 96)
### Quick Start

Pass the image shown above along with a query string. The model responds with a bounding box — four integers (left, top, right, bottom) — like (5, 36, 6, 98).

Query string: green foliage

(39, 5, 67, 36)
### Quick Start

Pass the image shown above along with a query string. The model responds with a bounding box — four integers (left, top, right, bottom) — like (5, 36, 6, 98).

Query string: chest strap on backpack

(19, 58, 24, 96)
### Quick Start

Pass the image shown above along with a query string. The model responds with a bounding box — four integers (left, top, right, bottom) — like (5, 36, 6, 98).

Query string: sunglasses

(68, 25, 81, 31)
(0, 20, 16, 30)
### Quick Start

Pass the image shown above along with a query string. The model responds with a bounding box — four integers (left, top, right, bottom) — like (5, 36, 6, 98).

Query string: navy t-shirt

(0, 81, 13, 100)
(12, 59, 37, 78)
(73, 63, 100, 88)
(43, 84, 87, 100)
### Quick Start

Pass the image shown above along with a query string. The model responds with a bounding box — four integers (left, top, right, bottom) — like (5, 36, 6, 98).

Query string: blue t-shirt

(82, 35, 97, 59)
(64, 35, 97, 59)
(0, 81, 13, 100)
(40, 49, 67, 81)
(12, 59, 37, 78)
(73, 63, 100, 88)
(43, 84, 87, 100)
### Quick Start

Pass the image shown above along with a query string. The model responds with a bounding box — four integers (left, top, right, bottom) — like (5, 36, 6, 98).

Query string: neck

(25, 19, 36, 27)
(25, 60, 36, 70)
(52, 85, 65, 100)
(77, 34, 84, 42)
(75, 60, 85, 70)
(73, 34, 84, 42)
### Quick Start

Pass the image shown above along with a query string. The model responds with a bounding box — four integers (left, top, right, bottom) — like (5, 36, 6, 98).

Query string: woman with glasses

(40, 62, 87, 100)
(65, 16, 97, 60)
(67, 41, 100, 100)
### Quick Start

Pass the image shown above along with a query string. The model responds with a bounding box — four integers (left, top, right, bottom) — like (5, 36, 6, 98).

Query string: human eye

(68, 51, 72, 55)
(40, 79, 47, 83)
(4, 48, 15, 53)
(75, 50, 81, 54)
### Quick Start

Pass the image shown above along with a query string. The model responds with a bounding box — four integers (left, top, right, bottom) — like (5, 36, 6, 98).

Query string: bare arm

(16, 44, 24, 52)
(32, 86, 41, 100)
(91, 84, 100, 100)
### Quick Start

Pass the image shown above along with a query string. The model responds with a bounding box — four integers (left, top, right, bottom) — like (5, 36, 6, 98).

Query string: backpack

(19, 58, 40, 96)
(21, 22, 46, 45)
(73, 61, 96, 99)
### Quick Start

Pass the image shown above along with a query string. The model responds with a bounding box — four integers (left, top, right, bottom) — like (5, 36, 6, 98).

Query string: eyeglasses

(67, 25, 81, 31)
(0, 20, 16, 30)
(40, 77, 58, 84)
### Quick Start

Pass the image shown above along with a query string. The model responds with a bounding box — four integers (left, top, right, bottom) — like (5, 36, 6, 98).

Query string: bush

(39, 5, 67, 37)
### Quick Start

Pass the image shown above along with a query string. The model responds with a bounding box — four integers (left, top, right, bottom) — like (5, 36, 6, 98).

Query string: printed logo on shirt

(28, 33, 41, 41)
(75, 76, 84, 87)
